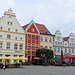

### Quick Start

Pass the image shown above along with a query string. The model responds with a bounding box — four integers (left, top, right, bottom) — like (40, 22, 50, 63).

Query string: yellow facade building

(35, 23, 54, 50)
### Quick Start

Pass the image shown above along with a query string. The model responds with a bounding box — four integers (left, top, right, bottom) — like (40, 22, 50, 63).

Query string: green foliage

(36, 48, 53, 59)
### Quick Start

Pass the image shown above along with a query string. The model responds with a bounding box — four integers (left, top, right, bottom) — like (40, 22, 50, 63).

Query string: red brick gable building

(22, 20, 40, 62)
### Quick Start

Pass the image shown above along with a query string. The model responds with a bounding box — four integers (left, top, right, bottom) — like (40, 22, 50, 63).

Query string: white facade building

(0, 9, 25, 63)
(54, 30, 75, 57)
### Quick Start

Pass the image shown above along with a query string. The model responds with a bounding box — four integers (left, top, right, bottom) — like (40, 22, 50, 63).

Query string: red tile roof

(22, 23, 51, 35)
(22, 24, 29, 30)
(63, 37, 69, 41)
(35, 23, 51, 34)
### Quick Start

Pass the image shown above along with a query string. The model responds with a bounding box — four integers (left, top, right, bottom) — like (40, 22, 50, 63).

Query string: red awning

(64, 55, 75, 59)
(41, 56, 45, 58)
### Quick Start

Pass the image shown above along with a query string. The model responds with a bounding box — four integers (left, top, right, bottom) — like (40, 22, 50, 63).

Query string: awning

(64, 55, 75, 59)
(41, 56, 45, 58)
(0, 56, 28, 60)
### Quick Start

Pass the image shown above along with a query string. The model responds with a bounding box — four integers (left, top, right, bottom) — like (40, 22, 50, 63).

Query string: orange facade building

(22, 20, 40, 62)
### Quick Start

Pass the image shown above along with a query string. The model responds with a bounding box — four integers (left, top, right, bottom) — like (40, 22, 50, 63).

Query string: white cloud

(0, 0, 75, 37)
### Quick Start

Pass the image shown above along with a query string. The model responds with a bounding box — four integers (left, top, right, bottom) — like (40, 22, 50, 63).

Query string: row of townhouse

(54, 30, 75, 57)
(0, 9, 53, 63)
(0, 9, 75, 63)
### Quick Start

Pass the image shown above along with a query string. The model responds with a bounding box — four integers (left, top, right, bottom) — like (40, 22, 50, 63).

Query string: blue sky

(0, 0, 75, 37)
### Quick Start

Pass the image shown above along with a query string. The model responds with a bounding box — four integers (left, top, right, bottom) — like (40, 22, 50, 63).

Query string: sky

(0, 0, 75, 37)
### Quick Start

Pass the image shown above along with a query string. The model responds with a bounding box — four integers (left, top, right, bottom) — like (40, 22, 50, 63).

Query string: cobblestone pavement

(0, 66, 75, 75)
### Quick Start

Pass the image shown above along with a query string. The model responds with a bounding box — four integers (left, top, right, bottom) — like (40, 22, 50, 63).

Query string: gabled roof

(63, 37, 69, 41)
(35, 23, 51, 35)
(22, 22, 51, 35)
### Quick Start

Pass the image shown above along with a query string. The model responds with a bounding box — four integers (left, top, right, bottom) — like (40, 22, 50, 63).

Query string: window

(14, 55, 17, 57)
(8, 28, 10, 31)
(0, 27, 2, 30)
(15, 29, 17, 32)
(7, 43, 10, 49)
(32, 36, 34, 40)
(7, 35, 11, 39)
(57, 37, 60, 40)
(19, 45, 23, 50)
(28, 44, 30, 48)
(72, 49, 74, 53)
(14, 44, 17, 49)
(32, 44, 34, 48)
(32, 52, 34, 55)
(41, 37, 43, 41)
(45, 45, 48, 49)
(15, 37, 17, 40)
(20, 37, 22, 40)
(28, 36, 30, 40)
(45, 37, 48, 42)
(0, 54, 2, 57)
(9, 16, 11, 18)
(7, 22, 9, 25)
(0, 35, 2, 38)
(7, 21, 12, 25)
(49, 46, 52, 50)
(0, 43, 2, 49)
(40, 30, 43, 33)
(40, 45, 43, 48)
(58, 48, 60, 53)
(70, 43, 71, 46)
(69, 49, 71, 53)
(55, 42, 57, 45)
(11, 22, 12, 25)
(36, 37, 38, 40)
(28, 52, 30, 55)
(32, 28, 34, 32)
(36, 44, 38, 49)
(54, 48, 56, 52)
(49, 38, 52, 43)
(61, 48, 63, 51)
(46, 32, 49, 34)
(71, 38, 74, 42)
(65, 48, 67, 53)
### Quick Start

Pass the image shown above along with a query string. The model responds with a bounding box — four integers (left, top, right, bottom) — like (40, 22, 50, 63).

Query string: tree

(36, 48, 53, 60)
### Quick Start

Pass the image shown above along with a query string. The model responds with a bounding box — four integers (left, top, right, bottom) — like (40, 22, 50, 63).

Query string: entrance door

(28, 56, 30, 63)
(32, 56, 34, 61)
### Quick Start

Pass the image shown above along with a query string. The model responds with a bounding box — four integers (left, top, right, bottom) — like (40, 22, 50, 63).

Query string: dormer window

(46, 32, 49, 34)
(40, 30, 43, 33)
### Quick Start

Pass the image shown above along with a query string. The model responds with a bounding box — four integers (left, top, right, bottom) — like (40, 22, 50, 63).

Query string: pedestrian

(1, 61, 5, 70)
(5, 61, 8, 68)
(63, 61, 65, 67)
